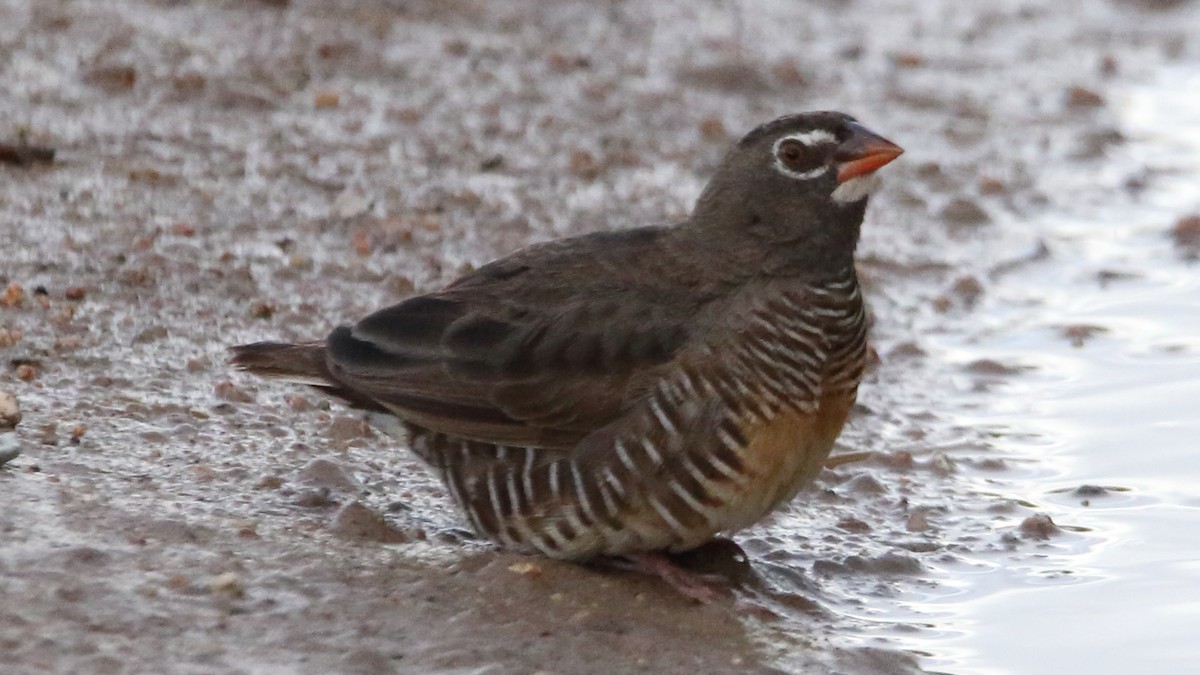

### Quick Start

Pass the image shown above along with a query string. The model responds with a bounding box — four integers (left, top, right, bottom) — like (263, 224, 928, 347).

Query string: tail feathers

(230, 340, 391, 414)
(229, 341, 333, 386)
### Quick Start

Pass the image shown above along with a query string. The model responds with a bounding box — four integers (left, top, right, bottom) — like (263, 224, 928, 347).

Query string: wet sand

(3, 0, 1199, 672)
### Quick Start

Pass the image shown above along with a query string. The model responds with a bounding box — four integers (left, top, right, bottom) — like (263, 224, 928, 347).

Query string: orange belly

(716, 392, 855, 534)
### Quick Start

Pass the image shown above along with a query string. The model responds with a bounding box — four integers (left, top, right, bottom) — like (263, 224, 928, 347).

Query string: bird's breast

(715, 390, 855, 533)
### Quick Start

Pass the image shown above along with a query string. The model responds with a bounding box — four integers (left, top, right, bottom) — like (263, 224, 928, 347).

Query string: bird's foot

(595, 551, 730, 604)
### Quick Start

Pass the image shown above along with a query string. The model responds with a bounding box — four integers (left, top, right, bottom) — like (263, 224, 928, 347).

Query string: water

(905, 67, 1200, 673)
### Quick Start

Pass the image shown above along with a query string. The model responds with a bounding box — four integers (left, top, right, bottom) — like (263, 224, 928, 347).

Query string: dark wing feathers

(321, 226, 717, 449)
(352, 296, 467, 358)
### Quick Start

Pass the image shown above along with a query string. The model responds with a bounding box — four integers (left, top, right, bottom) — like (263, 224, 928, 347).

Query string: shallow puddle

(823, 65, 1200, 673)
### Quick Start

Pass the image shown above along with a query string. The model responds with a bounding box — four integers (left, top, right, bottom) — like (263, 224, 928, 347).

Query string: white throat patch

(831, 173, 881, 204)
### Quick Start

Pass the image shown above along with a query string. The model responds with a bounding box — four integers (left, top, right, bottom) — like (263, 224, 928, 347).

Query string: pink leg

(595, 551, 730, 603)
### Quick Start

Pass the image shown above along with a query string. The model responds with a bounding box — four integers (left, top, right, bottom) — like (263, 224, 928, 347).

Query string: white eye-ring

(772, 130, 835, 180)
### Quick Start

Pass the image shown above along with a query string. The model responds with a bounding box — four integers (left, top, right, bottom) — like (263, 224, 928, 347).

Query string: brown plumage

(232, 111, 902, 562)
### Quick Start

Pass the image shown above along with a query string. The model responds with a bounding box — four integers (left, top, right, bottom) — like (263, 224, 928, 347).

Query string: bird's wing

(324, 227, 726, 449)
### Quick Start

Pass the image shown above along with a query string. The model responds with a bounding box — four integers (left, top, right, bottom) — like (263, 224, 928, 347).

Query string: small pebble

(1073, 484, 1108, 497)
(82, 64, 137, 92)
(940, 198, 991, 226)
(568, 149, 600, 180)
(209, 572, 245, 599)
(326, 415, 371, 442)
(172, 72, 207, 97)
(0, 434, 21, 467)
(770, 58, 807, 86)
(213, 380, 254, 404)
(930, 453, 956, 476)
(964, 359, 1023, 376)
(950, 275, 985, 306)
(0, 390, 19, 428)
(836, 516, 872, 533)
(508, 561, 543, 576)
(255, 475, 285, 490)
(333, 189, 371, 219)
(877, 450, 915, 471)
(1171, 215, 1200, 257)
(285, 395, 311, 412)
(978, 176, 1006, 195)
(844, 473, 888, 495)
(1019, 513, 1061, 540)
(1060, 324, 1108, 347)
(698, 116, 728, 142)
(297, 457, 359, 492)
(887, 342, 925, 359)
(249, 301, 275, 319)
(0, 142, 56, 167)
(350, 229, 373, 256)
(1065, 85, 1105, 107)
(1, 283, 23, 307)
(906, 510, 931, 532)
(329, 501, 408, 543)
(294, 487, 338, 508)
(976, 458, 1008, 471)
(314, 91, 340, 108)
(133, 325, 167, 344)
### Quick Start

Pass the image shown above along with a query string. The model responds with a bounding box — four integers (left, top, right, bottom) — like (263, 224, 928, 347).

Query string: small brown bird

(232, 111, 902, 595)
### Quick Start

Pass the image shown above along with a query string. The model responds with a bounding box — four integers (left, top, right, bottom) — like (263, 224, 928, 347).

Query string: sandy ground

(2, 0, 1198, 673)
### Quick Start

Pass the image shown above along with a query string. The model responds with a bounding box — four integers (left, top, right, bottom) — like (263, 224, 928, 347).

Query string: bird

(231, 110, 902, 597)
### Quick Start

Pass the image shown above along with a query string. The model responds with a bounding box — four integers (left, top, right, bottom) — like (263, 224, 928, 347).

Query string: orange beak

(834, 122, 904, 184)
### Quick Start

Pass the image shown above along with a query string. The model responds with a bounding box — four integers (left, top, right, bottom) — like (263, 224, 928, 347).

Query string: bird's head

(691, 111, 902, 267)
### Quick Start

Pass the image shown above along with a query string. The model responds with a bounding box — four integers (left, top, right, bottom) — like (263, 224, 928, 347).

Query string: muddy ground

(2, 0, 1198, 673)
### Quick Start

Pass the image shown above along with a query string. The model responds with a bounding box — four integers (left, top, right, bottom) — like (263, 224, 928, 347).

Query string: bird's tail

(229, 341, 334, 386)
(229, 340, 390, 413)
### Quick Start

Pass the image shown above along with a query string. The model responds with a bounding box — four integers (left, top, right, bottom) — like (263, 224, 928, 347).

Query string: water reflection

(905, 66, 1200, 672)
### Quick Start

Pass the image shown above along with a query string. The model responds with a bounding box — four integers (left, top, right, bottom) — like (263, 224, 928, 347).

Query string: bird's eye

(775, 138, 821, 174)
